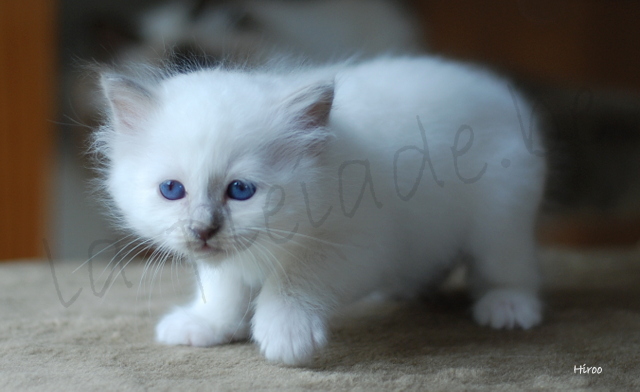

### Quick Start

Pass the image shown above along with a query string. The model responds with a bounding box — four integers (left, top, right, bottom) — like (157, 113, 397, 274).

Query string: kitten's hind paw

(473, 288, 542, 330)
(155, 308, 249, 347)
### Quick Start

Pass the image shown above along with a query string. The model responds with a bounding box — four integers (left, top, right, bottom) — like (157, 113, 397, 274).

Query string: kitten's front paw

(473, 288, 542, 330)
(156, 308, 249, 347)
(252, 301, 328, 366)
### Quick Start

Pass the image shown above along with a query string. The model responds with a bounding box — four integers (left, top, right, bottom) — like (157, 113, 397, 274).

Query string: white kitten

(96, 56, 546, 366)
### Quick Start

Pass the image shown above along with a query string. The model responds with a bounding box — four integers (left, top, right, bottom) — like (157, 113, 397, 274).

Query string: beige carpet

(2, 248, 640, 391)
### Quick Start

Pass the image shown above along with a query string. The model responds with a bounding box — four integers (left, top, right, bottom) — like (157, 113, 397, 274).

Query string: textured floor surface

(1, 248, 639, 391)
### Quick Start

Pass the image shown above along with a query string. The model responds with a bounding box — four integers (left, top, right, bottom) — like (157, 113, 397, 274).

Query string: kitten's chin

(179, 243, 229, 262)
(192, 244, 223, 254)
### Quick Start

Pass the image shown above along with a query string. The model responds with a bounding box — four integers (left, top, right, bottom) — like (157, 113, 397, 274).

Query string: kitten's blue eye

(227, 180, 256, 201)
(159, 180, 186, 200)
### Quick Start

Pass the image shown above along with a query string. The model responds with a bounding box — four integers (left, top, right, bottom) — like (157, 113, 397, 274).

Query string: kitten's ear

(286, 82, 335, 130)
(100, 74, 156, 133)
(267, 83, 334, 166)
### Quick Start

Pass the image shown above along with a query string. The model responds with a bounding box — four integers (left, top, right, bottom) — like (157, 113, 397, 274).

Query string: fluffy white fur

(97, 56, 546, 366)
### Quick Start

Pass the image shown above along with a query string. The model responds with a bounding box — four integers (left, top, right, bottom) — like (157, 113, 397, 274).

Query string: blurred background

(1, 0, 639, 261)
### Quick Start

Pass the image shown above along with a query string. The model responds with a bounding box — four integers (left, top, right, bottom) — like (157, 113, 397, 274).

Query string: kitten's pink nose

(191, 225, 219, 241)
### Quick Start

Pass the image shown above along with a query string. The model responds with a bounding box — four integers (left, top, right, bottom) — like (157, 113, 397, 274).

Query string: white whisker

(73, 233, 139, 274)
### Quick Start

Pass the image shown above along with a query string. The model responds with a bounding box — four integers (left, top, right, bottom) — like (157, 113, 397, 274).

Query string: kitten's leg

(251, 241, 384, 365)
(468, 223, 542, 330)
(251, 244, 365, 366)
(251, 274, 333, 366)
(156, 261, 254, 346)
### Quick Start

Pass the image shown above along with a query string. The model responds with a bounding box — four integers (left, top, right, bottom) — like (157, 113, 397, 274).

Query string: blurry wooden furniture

(418, 0, 640, 92)
(0, 1, 56, 259)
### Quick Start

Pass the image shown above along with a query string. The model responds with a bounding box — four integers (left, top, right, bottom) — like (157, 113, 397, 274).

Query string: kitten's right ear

(100, 74, 156, 133)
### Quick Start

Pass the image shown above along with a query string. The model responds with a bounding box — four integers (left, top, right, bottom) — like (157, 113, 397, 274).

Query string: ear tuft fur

(264, 82, 335, 168)
(287, 82, 335, 130)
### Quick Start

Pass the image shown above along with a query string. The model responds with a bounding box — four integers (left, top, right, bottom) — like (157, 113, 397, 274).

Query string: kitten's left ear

(267, 83, 334, 166)
(100, 74, 156, 133)
(286, 82, 335, 130)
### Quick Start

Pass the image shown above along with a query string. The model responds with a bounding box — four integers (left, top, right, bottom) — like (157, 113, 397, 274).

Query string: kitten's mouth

(186, 243, 225, 256)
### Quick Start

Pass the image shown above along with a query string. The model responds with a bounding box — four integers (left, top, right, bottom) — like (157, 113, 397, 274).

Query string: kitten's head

(96, 67, 334, 262)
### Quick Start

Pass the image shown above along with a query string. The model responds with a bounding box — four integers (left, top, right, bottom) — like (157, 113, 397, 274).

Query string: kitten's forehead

(161, 70, 278, 108)
(141, 71, 276, 180)
(158, 71, 280, 136)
